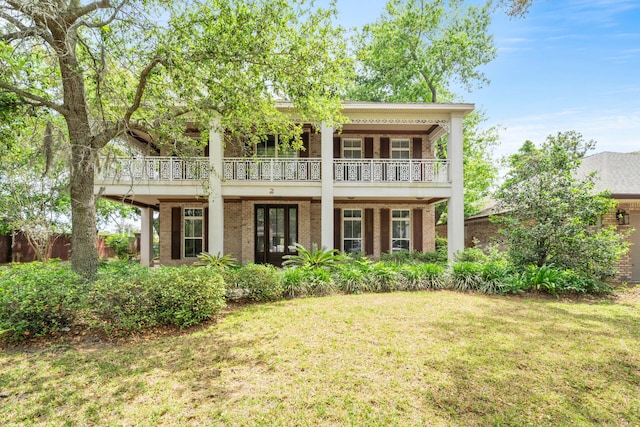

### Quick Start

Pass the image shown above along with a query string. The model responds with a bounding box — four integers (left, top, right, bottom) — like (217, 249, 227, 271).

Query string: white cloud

(484, 108, 640, 160)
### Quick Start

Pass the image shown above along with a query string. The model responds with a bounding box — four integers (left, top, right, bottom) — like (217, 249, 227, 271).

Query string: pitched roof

(578, 151, 640, 196)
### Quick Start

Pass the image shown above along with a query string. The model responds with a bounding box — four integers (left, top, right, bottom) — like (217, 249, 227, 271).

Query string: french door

(255, 205, 298, 266)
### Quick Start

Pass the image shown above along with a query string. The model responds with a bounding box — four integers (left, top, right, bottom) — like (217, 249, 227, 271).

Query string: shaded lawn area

(1, 291, 639, 426)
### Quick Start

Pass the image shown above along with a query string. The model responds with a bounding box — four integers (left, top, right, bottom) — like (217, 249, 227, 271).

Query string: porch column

(320, 122, 335, 249)
(140, 207, 154, 267)
(209, 118, 224, 255)
(447, 113, 465, 261)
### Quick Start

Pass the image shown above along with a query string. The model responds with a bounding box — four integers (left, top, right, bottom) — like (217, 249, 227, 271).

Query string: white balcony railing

(223, 158, 322, 182)
(334, 159, 449, 183)
(97, 157, 449, 184)
(98, 156, 209, 181)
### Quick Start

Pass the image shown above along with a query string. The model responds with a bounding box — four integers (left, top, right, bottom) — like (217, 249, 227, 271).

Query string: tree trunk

(70, 141, 99, 280)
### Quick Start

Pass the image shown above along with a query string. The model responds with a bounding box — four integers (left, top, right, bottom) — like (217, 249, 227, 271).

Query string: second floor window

(391, 139, 410, 159)
(343, 139, 362, 159)
(256, 135, 297, 158)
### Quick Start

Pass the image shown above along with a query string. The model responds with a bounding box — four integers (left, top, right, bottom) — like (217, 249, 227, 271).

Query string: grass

(1, 290, 639, 426)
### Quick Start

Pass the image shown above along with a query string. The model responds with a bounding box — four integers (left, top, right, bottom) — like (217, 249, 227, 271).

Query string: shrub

(0, 262, 84, 341)
(521, 264, 563, 296)
(151, 267, 226, 328)
(399, 263, 446, 290)
(369, 262, 400, 292)
(282, 267, 308, 298)
(335, 265, 368, 294)
(231, 263, 283, 302)
(449, 261, 484, 292)
(302, 267, 336, 296)
(455, 248, 488, 263)
(557, 270, 611, 294)
(105, 234, 133, 260)
(380, 250, 447, 265)
(516, 265, 612, 296)
(90, 266, 157, 332)
(478, 262, 513, 295)
(90, 265, 225, 332)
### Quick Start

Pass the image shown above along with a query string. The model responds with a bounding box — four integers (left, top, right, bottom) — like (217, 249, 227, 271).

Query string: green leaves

(495, 131, 628, 279)
(283, 243, 342, 270)
(350, 0, 496, 103)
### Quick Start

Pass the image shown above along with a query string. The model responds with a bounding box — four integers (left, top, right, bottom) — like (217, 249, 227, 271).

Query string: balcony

(96, 157, 450, 184)
(97, 156, 209, 182)
(223, 158, 322, 182)
(334, 159, 449, 183)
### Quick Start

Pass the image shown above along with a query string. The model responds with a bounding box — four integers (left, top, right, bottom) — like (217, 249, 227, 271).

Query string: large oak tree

(0, 0, 351, 279)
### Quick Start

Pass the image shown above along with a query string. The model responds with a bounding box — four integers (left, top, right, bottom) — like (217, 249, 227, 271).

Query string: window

(391, 139, 410, 159)
(343, 209, 362, 253)
(255, 135, 297, 158)
(184, 208, 204, 258)
(391, 210, 410, 252)
(342, 139, 362, 159)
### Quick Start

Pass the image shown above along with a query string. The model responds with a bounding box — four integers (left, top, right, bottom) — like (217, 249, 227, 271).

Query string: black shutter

(380, 137, 390, 159)
(412, 208, 423, 252)
(364, 208, 374, 255)
(334, 208, 341, 251)
(380, 208, 390, 254)
(364, 137, 374, 159)
(204, 207, 209, 252)
(412, 137, 422, 159)
(333, 137, 341, 158)
(171, 207, 181, 260)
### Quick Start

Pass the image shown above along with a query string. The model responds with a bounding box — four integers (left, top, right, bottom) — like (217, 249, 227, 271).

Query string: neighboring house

(437, 151, 640, 282)
(578, 152, 640, 282)
(94, 102, 472, 267)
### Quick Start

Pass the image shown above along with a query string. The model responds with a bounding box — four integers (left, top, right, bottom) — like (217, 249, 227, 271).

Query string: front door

(255, 205, 298, 266)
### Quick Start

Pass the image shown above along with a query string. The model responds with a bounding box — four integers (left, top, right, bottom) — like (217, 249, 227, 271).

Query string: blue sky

(328, 0, 640, 158)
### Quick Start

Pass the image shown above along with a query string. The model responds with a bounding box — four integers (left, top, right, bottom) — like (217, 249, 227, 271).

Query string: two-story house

(95, 102, 471, 267)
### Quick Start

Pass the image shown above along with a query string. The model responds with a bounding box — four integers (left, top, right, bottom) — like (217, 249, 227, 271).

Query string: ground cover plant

(1, 291, 638, 426)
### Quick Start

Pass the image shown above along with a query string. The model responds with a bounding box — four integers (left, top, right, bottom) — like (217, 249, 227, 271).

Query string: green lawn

(1, 290, 639, 426)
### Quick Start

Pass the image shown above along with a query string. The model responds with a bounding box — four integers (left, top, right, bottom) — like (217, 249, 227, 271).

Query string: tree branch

(92, 122, 125, 150)
(0, 8, 55, 45)
(124, 56, 163, 123)
(75, 0, 126, 29)
(0, 81, 67, 115)
(66, 0, 112, 24)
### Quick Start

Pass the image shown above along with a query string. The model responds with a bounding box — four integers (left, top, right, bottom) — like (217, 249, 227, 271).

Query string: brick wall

(224, 200, 243, 261)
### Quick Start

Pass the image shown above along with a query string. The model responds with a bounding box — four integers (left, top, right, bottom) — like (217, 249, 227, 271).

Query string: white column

(140, 207, 154, 267)
(447, 113, 465, 261)
(209, 118, 224, 255)
(320, 122, 335, 249)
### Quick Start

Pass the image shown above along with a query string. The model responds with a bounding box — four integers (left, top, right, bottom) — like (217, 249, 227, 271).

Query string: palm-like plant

(195, 252, 238, 270)
(282, 243, 342, 270)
